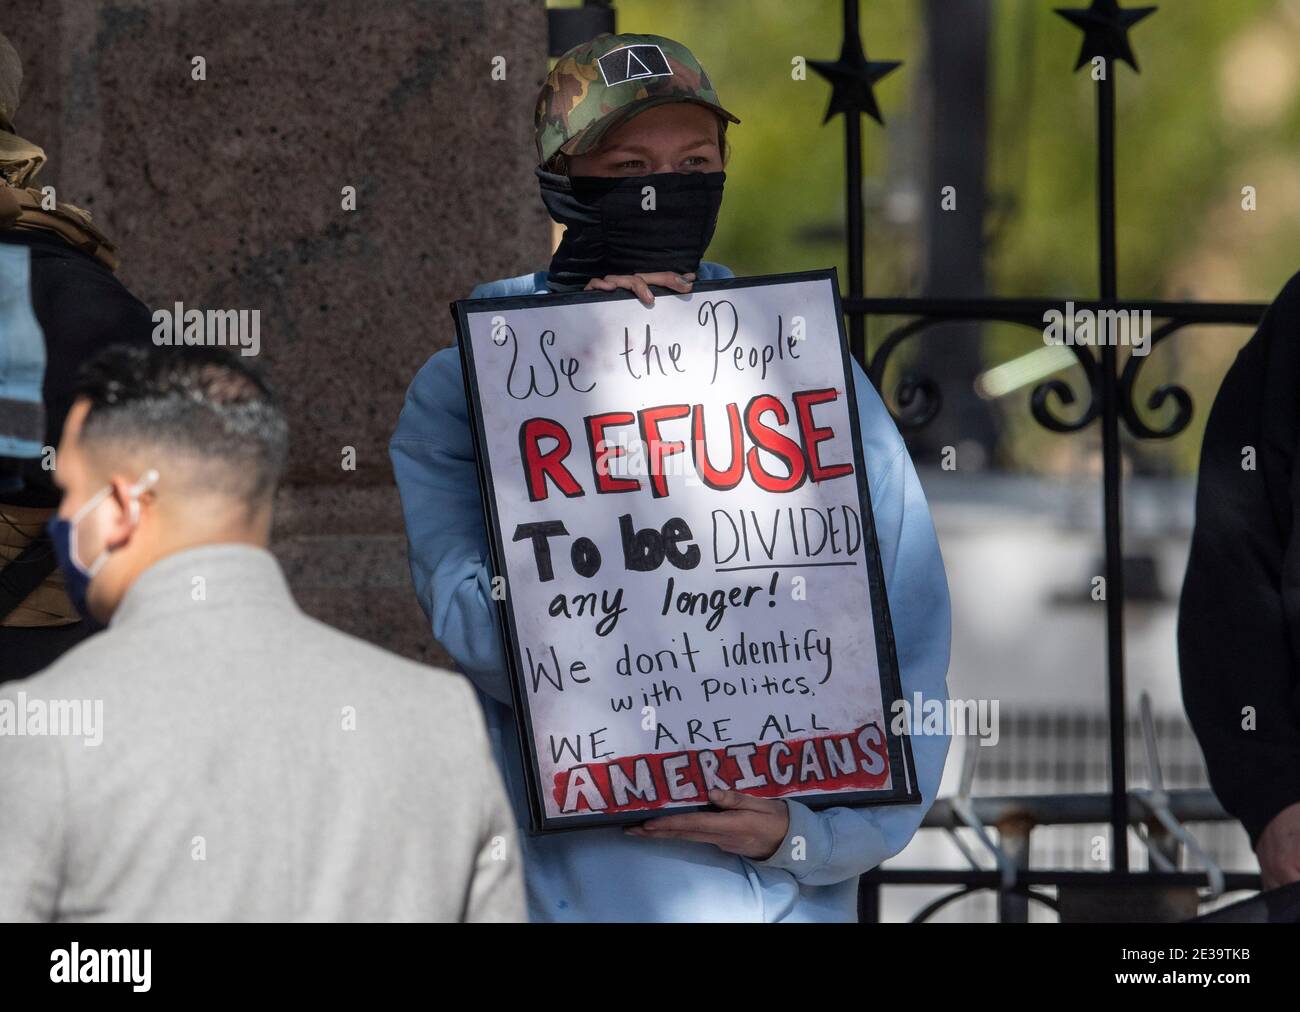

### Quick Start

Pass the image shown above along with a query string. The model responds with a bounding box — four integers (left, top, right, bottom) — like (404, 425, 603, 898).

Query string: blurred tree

(910, 0, 998, 467)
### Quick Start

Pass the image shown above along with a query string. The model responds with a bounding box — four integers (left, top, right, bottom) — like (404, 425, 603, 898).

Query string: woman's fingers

(627, 275, 655, 306)
(584, 272, 695, 307)
(641, 271, 694, 293)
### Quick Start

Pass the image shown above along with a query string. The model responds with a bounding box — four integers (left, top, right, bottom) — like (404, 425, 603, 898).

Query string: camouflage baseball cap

(535, 33, 739, 168)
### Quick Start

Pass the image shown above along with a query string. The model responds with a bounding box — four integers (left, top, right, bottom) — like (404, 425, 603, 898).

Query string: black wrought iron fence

(824, 0, 1266, 922)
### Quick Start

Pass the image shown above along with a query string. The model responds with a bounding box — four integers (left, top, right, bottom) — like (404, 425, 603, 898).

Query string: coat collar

(109, 543, 294, 630)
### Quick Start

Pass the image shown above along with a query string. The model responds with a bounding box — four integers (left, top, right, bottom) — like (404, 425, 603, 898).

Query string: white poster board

(454, 269, 918, 832)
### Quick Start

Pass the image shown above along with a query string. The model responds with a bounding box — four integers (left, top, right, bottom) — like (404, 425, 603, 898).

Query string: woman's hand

(584, 271, 695, 307)
(624, 788, 791, 860)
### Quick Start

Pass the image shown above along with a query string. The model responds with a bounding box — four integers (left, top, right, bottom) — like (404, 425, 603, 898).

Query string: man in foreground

(0, 345, 523, 922)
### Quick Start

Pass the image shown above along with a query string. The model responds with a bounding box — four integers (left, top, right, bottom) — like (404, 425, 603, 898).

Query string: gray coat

(0, 544, 524, 922)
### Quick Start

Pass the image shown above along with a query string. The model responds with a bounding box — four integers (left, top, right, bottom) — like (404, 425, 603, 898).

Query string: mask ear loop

(69, 485, 112, 526)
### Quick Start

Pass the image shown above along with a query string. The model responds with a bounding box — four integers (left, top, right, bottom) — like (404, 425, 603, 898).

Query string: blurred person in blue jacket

(390, 32, 951, 922)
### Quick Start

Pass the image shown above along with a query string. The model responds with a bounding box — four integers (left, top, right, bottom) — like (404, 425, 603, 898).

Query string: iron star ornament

(1056, 0, 1157, 73)
(808, 30, 901, 126)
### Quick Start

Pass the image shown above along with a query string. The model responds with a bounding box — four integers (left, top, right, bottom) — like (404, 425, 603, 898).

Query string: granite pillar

(9, 0, 552, 665)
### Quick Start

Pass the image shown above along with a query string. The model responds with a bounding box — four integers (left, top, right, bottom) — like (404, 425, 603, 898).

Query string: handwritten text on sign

(460, 275, 901, 825)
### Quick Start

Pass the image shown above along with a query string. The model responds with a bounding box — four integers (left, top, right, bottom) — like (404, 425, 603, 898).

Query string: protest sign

(453, 269, 919, 831)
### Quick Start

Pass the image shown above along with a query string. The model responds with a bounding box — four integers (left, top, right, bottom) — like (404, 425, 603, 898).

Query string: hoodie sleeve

(752, 359, 952, 885)
(390, 344, 513, 706)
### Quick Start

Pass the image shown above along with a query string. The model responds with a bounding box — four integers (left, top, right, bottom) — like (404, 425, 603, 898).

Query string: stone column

(9, 0, 551, 665)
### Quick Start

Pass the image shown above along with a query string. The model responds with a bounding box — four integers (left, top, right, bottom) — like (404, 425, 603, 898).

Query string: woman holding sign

(390, 32, 951, 923)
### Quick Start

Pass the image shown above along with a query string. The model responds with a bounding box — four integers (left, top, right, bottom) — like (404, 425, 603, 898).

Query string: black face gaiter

(536, 167, 726, 292)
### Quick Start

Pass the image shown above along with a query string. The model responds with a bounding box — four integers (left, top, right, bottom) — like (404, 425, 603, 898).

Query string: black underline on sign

(714, 561, 859, 572)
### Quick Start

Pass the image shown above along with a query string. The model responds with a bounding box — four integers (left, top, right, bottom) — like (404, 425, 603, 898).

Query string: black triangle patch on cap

(597, 44, 673, 87)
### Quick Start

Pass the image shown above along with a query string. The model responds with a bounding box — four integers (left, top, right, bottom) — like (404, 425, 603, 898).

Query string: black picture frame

(452, 267, 921, 833)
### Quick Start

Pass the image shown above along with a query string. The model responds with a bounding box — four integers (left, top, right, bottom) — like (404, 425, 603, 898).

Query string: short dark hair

(71, 344, 288, 505)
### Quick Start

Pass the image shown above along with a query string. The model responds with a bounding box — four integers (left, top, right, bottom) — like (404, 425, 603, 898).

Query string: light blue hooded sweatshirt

(390, 261, 951, 922)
